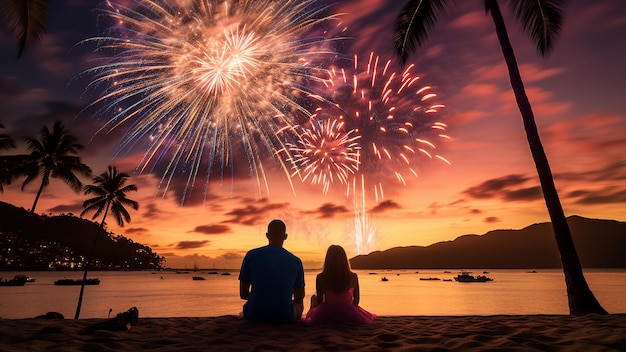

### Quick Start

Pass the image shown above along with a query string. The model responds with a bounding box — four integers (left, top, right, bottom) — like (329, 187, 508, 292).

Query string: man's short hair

(267, 219, 286, 235)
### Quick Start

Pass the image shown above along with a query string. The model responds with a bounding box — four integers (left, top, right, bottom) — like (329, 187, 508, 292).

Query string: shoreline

(2, 314, 625, 351)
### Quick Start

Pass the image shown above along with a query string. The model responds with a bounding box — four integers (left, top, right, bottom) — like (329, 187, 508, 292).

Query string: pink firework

(288, 113, 361, 195)
(323, 52, 450, 201)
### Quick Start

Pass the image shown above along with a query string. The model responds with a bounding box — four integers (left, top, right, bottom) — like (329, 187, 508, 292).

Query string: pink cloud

(460, 83, 500, 99)
(449, 11, 489, 30)
(518, 63, 566, 82)
(453, 110, 485, 125)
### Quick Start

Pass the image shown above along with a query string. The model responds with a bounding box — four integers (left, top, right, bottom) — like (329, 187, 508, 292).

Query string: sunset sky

(1, 0, 625, 269)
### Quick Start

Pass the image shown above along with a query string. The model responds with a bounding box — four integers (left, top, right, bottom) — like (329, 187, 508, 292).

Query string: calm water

(1, 269, 625, 319)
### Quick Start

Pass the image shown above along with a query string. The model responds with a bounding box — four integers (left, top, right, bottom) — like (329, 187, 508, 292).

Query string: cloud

(175, 240, 210, 249)
(224, 198, 290, 225)
(556, 161, 626, 183)
(303, 202, 349, 219)
(567, 188, 626, 205)
(192, 224, 231, 235)
(463, 174, 531, 198)
(124, 227, 149, 235)
(370, 200, 401, 213)
(216, 252, 244, 261)
(48, 202, 83, 214)
(463, 175, 544, 203)
(502, 186, 543, 202)
(484, 217, 500, 223)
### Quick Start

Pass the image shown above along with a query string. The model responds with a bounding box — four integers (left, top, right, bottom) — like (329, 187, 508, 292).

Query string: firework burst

(82, 0, 339, 202)
(287, 111, 361, 195)
(321, 52, 450, 201)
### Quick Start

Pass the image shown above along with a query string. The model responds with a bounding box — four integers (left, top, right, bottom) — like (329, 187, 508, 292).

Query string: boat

(454, 272, 493, 282)
(419, 277, 441, 281)
(381, 277, 388, 282)
(192, 276, 206, 280)
(54, 278, 101, 286)
(0, 278, 26, 286)
(13, 275, 36, 283)
(221, 272, 231, 276)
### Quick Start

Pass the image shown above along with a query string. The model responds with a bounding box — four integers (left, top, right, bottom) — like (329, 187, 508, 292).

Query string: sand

(1, 314, 625, 351)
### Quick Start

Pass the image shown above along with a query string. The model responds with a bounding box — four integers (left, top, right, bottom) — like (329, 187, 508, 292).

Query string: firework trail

(321, 52, 450, 202)
(287, 112, 361, 195)
(346, 175, 376, 255)
(82, 0, 340, 203)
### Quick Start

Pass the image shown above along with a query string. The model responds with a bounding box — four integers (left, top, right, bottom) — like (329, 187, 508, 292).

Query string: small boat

(454, 272, 493, 283)
(192, 276, 206, 280)
(381, 277, 388, 282)
(13, 275, 36, 283)
(220, 272, 231, 276)
(0, 278, 26, 286)
(207, 271, 219, 275)
(443, 279, 453, 282)
(419, 277, 441, 281)
(54, 278, 101, 286)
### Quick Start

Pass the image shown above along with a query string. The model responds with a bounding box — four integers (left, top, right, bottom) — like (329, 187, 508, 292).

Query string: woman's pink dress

(304, 288, 375, 324)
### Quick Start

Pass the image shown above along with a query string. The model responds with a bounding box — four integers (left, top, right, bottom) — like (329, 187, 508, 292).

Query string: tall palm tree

(0, 0, 48, 57)
(17, 121, 92, 214)
(394, 0, 606, 315)
(75, 165, 138, 320)
(0, 123, 16, 192)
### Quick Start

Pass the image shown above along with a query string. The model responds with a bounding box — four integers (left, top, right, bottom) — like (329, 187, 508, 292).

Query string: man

(239, 219, 305, 323)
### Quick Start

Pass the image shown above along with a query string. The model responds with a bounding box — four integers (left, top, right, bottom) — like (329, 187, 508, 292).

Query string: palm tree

(0, 123, 16, 191)
(0, 0, 48, 57)
(75, 165, 138, 320)
(16, 121, 92, 214)
(394, 0, 606, 315)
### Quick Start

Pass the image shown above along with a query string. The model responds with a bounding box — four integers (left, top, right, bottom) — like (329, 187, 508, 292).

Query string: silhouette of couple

(239, 219, 375, 324)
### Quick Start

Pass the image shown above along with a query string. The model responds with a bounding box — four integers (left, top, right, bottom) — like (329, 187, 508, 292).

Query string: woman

(304, 245, 375, 324)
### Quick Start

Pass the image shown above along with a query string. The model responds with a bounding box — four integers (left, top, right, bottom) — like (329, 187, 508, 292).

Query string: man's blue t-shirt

(239, 245, 305, 323)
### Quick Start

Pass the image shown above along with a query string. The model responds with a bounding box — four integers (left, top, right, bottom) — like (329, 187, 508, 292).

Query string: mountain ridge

(350, 216, 626, 269)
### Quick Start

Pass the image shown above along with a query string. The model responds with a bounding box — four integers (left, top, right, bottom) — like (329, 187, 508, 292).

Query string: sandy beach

(1, 314, 625, 351)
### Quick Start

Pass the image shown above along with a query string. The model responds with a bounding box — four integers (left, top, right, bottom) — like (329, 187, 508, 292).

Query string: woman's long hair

(321, 245, 353, 293)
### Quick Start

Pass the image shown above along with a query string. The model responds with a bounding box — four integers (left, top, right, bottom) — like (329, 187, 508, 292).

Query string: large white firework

(82, 0, 340, 202)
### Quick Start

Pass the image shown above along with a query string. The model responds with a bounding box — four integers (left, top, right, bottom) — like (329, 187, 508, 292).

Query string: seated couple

(238, 219, 375, 324)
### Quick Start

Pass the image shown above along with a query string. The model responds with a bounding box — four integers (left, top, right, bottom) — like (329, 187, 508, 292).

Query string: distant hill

(0, 201, 162, 270)
(350, 216, 626, 269)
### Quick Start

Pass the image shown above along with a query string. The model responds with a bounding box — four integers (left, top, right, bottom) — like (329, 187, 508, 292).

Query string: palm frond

(0, 123, 16, 150)
(507, 0, 564, 56)
(0, 0, 49, 58)
(393, 0, 451, 65)
(81, 165, 138, 226)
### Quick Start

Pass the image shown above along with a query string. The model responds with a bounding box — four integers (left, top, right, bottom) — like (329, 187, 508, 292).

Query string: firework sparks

(82, 0, 339, 203)
(322, 52, 449, 201)
(287, 112, 361, 195)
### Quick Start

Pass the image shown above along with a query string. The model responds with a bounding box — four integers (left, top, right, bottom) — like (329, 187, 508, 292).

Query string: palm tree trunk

(29, 173, 49, 214)
(74, 203, 110, 320)
(486, 0, 606, 315)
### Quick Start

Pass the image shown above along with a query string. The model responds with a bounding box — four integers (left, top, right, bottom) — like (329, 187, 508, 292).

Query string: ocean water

(1, 269, 624, 319)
